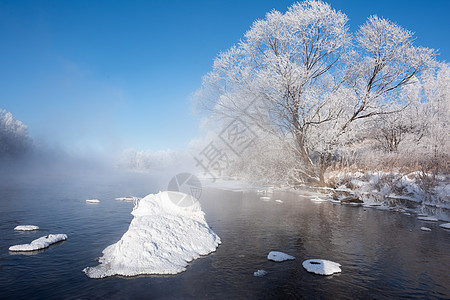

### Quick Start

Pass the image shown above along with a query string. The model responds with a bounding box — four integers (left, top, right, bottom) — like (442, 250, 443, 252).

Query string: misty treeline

(0, 109, 31, 158)
(196, 0, 449, 186)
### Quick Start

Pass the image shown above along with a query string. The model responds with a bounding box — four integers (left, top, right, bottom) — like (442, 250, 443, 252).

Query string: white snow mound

(439, 223, 450, 229)
(14, 225, 39, 231)
(267, 251, 295, 262)
(9, 234, 67, 251)
(302, 259, 341, 275)
(83, 191, 221, 278)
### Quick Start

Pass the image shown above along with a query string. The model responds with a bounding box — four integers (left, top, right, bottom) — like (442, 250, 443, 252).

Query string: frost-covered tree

(197, 1, 436, 185)
(0, 109, 31, 158)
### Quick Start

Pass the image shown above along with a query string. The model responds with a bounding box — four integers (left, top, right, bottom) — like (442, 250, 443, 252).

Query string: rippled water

(1, 176, 449, 299)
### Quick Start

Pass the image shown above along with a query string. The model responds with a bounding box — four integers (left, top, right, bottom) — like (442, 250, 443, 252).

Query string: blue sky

(1, 0, 449, 154)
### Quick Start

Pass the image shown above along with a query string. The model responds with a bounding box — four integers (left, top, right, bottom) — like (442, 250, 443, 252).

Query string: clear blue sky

(1, 0, 449, 154)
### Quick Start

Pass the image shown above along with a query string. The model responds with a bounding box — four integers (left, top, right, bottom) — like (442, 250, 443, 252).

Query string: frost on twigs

(302, 259, 341, 275)
(83, 191, 221, 278)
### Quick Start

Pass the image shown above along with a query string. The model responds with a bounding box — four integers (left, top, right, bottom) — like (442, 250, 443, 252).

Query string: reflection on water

(0, 177, 449, 299)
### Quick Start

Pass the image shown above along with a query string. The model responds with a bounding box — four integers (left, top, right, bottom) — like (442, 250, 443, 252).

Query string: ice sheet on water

(253, 270, 267, 277)
(14, 225, 39, 231)
(267, 251, 295, 262)
(439, 223, 450, 229)
(83, 191, 221, 278)
(9, 234, 67, 251)
(417, 216, 438, 222)
(420, 227, 431, 231)
(86, 199, 100, 203)
(302, 259, 341, 275)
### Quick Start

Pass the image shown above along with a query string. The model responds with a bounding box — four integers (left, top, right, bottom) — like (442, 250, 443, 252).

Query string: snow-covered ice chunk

(83, 191, 221, 278)
(253, 270, 267, 277)
(420, 227, 431, 231)
(14, 225, 39, 231)
(439, 223, 450, 229)
(275, 200, 283, 203)
(417, 216, 438, 222)
(115, 196, 141, 202)
(267, 251, 295, 262)
(260, 196, 270, 201)
(86, 199, 100, 204)
(302, 259, 341, 275)
(9, 234, 67, 252)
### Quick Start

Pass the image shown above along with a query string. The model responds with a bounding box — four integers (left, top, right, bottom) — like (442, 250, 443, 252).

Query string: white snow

(86, 199, 100, 203)
(9, 234, 67, 252)
(253, 270, 268, 277)
(310, 196, 328, 203)
(14, 225, 39, 231)
(115, 196, 141, 202)
(267, 251, 295, 262)
(439, 223, 450, 229)
(420, 227, 431, 231)
(417, 216, 438, 222)
(275, 199, 283, 203)
(83, 191, 221, 278)
(302, 259, 341, 275)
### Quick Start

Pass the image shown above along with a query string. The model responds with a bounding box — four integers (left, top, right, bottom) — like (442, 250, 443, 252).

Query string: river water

(0, 174, 449, 299)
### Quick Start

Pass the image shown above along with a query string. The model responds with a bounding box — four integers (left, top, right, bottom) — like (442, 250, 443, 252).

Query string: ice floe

(310, 197, 328, 203)
(86, 199, 100, 204)
(420, 227, 432, 231)
(253, 270, 267, 277)
(14, 225, 39, 231)
(439, 223, 450, 229)
(260, 196, 271, 201)
(417, 216, 438, 222)
(267, 251, 295, 262)
(115, 196, 141, 202)
(9, 234, 67, 252)
(83, 191, 221, 278)
(275, 200, 283, 203)
(302, 259, 341, 275)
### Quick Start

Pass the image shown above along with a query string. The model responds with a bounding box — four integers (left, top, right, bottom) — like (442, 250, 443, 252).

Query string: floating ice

(302, 259, 341, 275)
(420, 227, 431, 231)
(275, 200, 283, 203)
(267, 251, 295, 262)
(115, 196, 141, 202)
(417, 216, 438, 222)
(260, 196, 271, 201)
(86, 199, 100, 204)
(439, 223, 450, 229)
(14, 225, 39, 231)
(253, 270, 267, 277)
(310, 197, 328, 203)
(9, 234, 67, 252)
(83, 191, 221, 278)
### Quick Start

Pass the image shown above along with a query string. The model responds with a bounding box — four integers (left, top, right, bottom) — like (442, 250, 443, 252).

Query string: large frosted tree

(198, 1, 436, 185)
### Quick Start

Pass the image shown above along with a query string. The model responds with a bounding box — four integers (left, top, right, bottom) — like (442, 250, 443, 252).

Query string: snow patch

(86, 199, 100, 204)
(267, 251, 295, 262)
(14, 225, 39, 231)
(83, 191, 221, 278)
(302, 259, 341, 275)
(439, 223, 450, 229)
(9, 234, 67, 252)
(253, 270, 267, 277)
(417, 216, 438, 222)
(420, 227, 431, 231)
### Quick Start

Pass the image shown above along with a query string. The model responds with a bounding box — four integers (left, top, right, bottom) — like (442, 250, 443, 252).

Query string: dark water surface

(0, 176, 449, 299)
